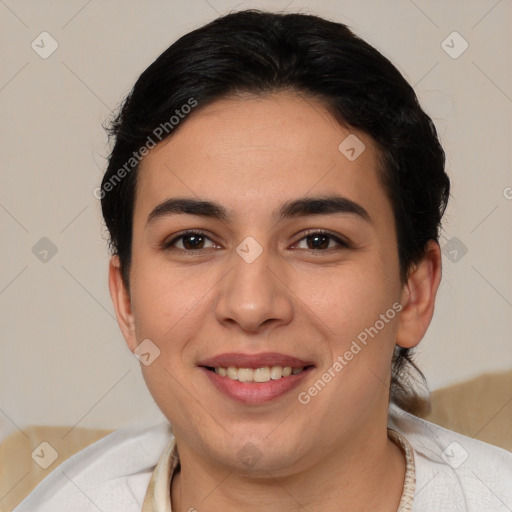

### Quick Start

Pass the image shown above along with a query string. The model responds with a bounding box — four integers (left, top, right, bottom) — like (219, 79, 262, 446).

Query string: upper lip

(198, 352, 314, 369)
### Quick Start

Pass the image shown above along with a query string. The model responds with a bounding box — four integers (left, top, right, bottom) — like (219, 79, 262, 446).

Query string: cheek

(306, 263, 399, 390)
(300, 260, 394, 335)
(128, 257, 198, 346)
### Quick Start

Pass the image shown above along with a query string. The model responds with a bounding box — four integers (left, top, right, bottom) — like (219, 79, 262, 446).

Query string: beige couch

(1, 370, 511, 511)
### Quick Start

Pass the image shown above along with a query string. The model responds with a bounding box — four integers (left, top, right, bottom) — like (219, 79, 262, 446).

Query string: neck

(170, 422, 405, 512)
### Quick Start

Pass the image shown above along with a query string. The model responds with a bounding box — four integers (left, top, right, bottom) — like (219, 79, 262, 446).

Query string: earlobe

(108, 256, 137, 352)
(395, 240, 442, 349)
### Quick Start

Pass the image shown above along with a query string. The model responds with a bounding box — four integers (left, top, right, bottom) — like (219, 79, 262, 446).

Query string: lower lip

(200, 367, 313, 404)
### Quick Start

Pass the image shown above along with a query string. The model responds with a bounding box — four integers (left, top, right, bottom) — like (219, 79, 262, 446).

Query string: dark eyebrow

(147, 198, 230, 225)
(275, 195, 372, 224)
(146, 195, 372, 226)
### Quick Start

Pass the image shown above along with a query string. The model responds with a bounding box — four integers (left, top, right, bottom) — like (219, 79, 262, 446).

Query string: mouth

(198, 352, 315, 404)
(204, 364, 311, 383)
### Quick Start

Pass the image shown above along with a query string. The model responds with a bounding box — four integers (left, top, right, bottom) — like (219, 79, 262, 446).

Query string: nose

(214, 242, 294, 334)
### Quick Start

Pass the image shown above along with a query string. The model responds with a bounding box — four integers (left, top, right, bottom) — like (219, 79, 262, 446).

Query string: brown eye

(180, 233, 206, 250)
(163, 231, 217, 251)
(294, 230, 350, 251)
(306, 234, 330, 250)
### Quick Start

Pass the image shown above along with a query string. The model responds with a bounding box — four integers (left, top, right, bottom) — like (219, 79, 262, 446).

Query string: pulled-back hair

(100, 10, 450, 415)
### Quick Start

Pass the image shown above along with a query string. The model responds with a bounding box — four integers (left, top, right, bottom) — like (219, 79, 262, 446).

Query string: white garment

(13, 404, 512, 511)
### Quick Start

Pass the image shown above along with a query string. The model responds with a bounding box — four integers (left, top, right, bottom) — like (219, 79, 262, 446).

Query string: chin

(221, 430, 305, 472)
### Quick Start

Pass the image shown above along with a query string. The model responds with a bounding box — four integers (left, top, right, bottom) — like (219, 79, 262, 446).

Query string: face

(110, 92, 433, 475)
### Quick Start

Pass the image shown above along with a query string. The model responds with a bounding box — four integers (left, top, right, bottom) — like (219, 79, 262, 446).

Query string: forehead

(133, 92, 391, 227)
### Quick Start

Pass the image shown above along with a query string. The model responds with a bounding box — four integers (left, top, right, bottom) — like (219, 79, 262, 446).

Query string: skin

(109, 92, 442, 511)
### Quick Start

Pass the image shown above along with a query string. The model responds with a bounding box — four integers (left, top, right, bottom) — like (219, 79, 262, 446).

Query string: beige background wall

(1, 0, 511, 440)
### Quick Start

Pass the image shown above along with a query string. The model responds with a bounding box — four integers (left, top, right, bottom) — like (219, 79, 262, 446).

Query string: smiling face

(109, 91, 433, 474)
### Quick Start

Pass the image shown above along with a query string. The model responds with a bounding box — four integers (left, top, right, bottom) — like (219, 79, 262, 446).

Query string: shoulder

(389, 404, 512, 511)
(13, 421, 174, 512)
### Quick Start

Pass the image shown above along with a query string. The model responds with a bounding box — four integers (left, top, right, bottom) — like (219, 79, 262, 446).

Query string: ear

(108, 255, 137, 352)
(396, 240, 442, 349)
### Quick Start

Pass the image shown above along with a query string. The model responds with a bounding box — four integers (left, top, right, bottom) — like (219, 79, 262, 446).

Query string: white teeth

(214, 365, 305, 383)
(270, 366, 282, 379)
(253, 367, 270, 382)
(227, 366, 238, 379)
(238, 368, 254, 382)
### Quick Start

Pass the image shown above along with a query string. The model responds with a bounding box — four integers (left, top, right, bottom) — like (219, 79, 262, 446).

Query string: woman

(14, 9, 512, 512)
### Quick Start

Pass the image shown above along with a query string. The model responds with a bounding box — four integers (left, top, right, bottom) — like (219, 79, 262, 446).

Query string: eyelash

(161, 229, 351, 254)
